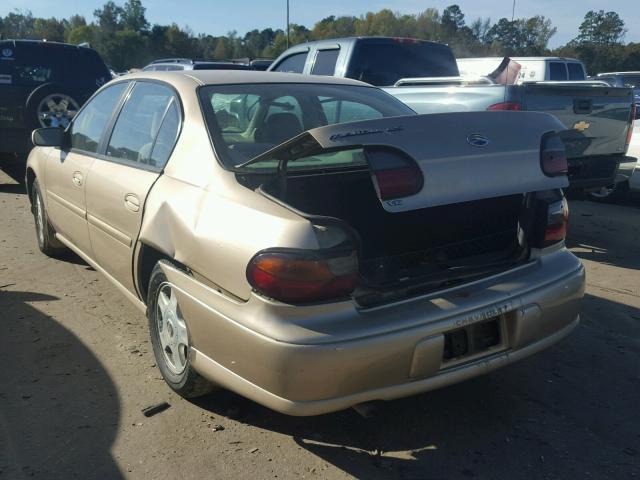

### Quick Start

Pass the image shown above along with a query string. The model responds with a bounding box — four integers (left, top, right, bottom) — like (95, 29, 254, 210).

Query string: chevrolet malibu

(25, 71, 585, 415)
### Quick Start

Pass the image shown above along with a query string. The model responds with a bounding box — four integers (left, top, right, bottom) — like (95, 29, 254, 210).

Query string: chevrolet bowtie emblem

(573, 121, 590, 131)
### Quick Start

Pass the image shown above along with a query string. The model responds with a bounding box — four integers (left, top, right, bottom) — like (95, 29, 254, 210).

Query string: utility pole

(286, 0, 290, 49)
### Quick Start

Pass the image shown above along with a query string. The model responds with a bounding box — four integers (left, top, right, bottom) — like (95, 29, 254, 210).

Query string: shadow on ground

(567, 200, 640, 270)
(189, 292, 639, 479)
(0, 290, 122, 479)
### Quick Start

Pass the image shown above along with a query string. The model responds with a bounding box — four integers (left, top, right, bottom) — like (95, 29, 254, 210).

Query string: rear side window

(71, 82, 128, 153)
(311, 49, 339, 76)
(272, 52, 307, 73)
(149, 101, 180, 168)
(348, 41, 459, 86)
(106, 82, 179, 166)
(72, 48, 110, 87)
(549, 62, 567, 81)
(567, 63, 585, 80)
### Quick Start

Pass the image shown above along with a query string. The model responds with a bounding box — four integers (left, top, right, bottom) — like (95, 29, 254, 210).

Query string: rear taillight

(626, 103, 636, 148)
(540, 132, 568, 176)
(247, 249, 358, 304)
(487, 102, 521, 111)
(543, 198, 569, 247)
(366, 148, 423, 200)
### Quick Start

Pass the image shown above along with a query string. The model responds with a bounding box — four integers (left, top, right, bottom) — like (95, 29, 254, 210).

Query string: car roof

(0, 39, 92, 51)
(282, 36, 447, 49)
(122, 69, 371, 87)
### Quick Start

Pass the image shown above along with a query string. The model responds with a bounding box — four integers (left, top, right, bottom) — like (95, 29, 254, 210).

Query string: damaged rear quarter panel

(137, 171, 319, 301)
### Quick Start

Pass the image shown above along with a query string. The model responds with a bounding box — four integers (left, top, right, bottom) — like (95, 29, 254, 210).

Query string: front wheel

(32, 179, 66, 256)
(147, 261, 214, 398)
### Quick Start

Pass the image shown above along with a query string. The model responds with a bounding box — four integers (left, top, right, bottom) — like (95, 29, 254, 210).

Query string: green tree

(121, 0, 149, 32)
(33, 17, 66, 42)
(1, 10, 35, 38)
(576, 10, 626, 46)
(93, 1, 123, 34)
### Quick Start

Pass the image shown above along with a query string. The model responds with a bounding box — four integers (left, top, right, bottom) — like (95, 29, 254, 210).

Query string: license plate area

(441, 316, 506, 368)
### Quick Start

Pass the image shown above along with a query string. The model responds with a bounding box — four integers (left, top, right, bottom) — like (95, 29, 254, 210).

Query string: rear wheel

(31, 179, 66, 257)
(147, 261, 214, 398)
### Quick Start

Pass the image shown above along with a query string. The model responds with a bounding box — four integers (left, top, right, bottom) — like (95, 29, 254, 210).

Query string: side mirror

(32, 127, 67, 148)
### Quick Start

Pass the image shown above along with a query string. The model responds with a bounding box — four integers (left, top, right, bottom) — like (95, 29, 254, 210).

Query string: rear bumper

(162, 249, 585, 416)
(615, 155, 637, 183)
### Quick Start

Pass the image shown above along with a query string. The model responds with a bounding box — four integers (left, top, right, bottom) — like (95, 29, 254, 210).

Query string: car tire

(31, 178, 67, 257)
(25, 83, 82, 141)
(588, 181, 629, 203)
(147, 261, 214, 399)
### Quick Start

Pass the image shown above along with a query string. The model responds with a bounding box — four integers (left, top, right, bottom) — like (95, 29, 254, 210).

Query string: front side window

(70, 82, 128, 153)
(272, 52, 307, 73)
(199, 83, 414, 170)
(549, 62, 567, 81)
(106, 82, 178, 165)
(311, 49, 339, 76)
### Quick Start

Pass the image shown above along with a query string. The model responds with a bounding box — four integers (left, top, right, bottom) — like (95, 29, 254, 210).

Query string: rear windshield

(199, 83, 413, 170)
(347, 41, 458, 86)
(0, 43, 109, 87)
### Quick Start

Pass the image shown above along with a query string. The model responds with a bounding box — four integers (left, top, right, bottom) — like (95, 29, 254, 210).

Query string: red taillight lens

(366, 148, 423, 200)
(626, 103, 636, 147)
(487, 102, 521, 111)
(540, 132, 568, 176)
(543, 198, 569, 247)
(247, 250, 358, 304)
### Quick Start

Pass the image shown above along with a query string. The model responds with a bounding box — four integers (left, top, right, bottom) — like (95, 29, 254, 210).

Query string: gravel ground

(1, 167, 639, 480)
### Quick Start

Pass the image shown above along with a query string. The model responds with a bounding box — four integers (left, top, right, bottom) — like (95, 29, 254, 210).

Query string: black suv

(0, 40, 111, 160)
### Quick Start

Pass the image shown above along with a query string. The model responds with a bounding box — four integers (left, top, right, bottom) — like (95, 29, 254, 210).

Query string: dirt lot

(0, 166, 639, 480)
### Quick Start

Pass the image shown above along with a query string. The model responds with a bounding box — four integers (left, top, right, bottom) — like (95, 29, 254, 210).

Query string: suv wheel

(35, 93, 80, 129)
(25, 84, 81, 132)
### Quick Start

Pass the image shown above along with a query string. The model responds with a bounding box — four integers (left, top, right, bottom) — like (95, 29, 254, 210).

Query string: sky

(1, 0, 638, 48)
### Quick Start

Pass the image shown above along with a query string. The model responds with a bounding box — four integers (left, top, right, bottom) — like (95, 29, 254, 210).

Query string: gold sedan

(26, 71, 584, 415)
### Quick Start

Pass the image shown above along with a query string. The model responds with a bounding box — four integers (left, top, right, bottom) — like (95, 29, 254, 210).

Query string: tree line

(1, 1, 638, 74)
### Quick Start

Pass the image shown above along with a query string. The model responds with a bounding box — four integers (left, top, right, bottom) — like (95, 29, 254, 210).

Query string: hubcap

(37, 94, 79, 128)
(156, 283, 189, 375)
(35, 191, 45, 245)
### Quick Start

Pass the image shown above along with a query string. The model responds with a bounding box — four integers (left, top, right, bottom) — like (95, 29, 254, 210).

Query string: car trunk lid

(240, 111, 568, 212)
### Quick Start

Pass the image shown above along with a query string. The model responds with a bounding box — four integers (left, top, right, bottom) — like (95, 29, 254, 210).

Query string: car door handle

(72, 171, 83, 187)
(124, 193, 140, 212)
